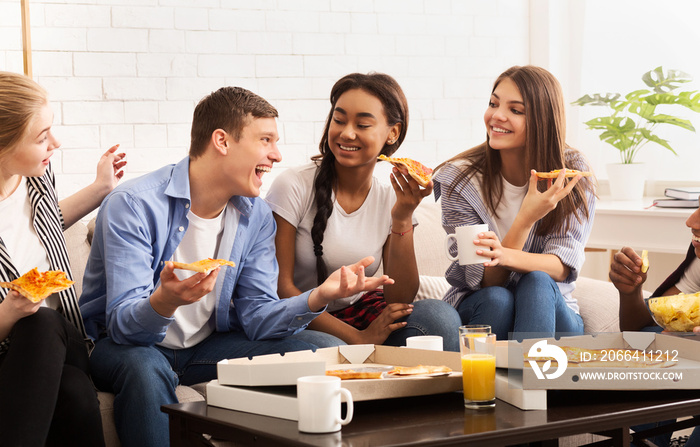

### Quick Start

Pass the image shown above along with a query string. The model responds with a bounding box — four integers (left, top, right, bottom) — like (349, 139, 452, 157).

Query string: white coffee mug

(297, 375, 354, 433)
(406, 335, 443, 351)
(445, 224, 489, 265)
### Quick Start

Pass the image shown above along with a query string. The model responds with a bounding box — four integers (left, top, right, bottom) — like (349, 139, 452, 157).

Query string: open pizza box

(495, 332, 700, 392)
(214, 344, 462, 401)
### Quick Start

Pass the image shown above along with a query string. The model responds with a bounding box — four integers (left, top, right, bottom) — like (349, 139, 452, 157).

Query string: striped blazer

(433, 150, 597, 314)
(0, 164, 88, 354)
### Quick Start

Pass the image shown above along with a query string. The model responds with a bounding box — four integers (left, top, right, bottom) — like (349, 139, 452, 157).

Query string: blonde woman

(0, 71, 125, 446)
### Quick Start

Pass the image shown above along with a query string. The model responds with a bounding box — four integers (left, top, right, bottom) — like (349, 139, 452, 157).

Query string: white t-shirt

(158, 207, 234, 349)
(0, 177, 55, 309)
(266, 163, 415, 312)
(493, 177, 528, 240)
(676, 257, 700, 293)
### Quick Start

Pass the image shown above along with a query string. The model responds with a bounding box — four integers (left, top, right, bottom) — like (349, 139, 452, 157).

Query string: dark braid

(310, 155, 337, 285)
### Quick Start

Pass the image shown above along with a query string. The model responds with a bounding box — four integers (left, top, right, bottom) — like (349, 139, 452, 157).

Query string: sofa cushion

(414, 199, 451, 278)
(575, 276, 620, 333)
(64, 222, 91, 297)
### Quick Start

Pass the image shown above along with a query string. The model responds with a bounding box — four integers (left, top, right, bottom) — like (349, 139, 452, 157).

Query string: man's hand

(609, 247, 646, 295)
(307, 256, 394, 311)
(149, 262, 220, 317)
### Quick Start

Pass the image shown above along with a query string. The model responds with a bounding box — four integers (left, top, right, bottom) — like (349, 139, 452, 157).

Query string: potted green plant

(573, 66, 700, 200)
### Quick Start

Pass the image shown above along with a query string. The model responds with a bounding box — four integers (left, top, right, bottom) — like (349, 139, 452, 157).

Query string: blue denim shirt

(79, 157, 321, 346)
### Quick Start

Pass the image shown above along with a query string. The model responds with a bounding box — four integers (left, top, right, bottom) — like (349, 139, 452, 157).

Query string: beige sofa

(64, 199, 621, 446)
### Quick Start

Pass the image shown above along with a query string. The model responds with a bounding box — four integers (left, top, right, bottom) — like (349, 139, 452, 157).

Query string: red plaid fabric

(329, 290, 386, 330)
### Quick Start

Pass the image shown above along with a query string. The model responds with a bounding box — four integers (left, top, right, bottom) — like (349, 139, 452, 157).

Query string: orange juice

(461, 354, 496, 402)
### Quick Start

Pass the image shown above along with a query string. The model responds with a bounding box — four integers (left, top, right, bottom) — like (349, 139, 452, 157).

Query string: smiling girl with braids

(266, 72, 460, 350)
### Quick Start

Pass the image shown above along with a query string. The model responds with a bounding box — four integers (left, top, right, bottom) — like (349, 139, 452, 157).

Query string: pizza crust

(377, 155, 433, 187)
(326, 370, 384, 380)
(170, 258, 236, 274)
(534, 169, 593, 179)
(386, 365, 452, 376)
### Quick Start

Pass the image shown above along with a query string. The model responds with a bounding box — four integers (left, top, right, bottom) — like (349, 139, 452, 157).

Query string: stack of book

(652, 187, 700, 208)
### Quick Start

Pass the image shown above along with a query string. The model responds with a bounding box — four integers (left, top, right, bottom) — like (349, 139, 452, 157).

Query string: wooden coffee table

(163, 390, 700, 447)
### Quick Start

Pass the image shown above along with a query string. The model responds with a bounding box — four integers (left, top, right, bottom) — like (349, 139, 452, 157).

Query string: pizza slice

(386, 365, 452, 376)
(326, 369, 384, 380)
(0, 267, 74, 303)
(534, 169, 593, 179)
(377, 155, 433, 187)
(170, 258, 236, 274)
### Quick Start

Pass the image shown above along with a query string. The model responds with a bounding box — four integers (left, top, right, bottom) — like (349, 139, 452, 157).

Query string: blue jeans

(291, 299, 461, 352)
(90, 332, 317, 447)
(384, 299, 461, 351)
(456, 271, 584, 340)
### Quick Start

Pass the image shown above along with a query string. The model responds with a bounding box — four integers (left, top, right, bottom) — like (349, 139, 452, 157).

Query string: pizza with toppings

(170, 258, 236, 274)
(326, 364, 452, 379)
(326, 369, 384, 380)
(377, 155, 433, 187)
(534, 169, 593, 179)
(386, 365, 452, 376)
(0, 268, 74, 303)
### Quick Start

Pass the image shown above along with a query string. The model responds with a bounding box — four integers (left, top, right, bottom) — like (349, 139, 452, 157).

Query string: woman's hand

(472, 230, 508, 267)
(0, 290, 41, 322)
(389, 167, 433, 224)
(93, 144, 127, 196)
(517, 169, 581, 227)
(356, 303, 412, 344)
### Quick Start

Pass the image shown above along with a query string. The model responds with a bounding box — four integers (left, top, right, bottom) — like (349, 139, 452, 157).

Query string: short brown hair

(189, 86, 278, 158)
(0, 71, 48, 158)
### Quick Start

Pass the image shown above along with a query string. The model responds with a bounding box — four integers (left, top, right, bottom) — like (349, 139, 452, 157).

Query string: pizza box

(495, 369, 547, 411)
(216, 344, 463, 401)
(206, 380, 299, 420)
(495, 332, 700, 391)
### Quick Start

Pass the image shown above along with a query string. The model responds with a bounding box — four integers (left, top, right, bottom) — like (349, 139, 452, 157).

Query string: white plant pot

(606, 163, 647, 201)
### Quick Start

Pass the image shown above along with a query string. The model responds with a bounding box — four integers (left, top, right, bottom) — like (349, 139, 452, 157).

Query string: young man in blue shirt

(79, 86, 392, 447)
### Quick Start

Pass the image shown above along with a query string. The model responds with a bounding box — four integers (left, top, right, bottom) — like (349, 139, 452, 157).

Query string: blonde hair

(0, 71, 48, 158)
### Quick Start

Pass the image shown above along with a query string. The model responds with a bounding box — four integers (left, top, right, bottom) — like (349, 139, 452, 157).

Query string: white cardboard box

(497, 332, 700, 391)
(215, 344, 463, 401)
(495, 369, 547, 410)
(206, 380, 299, 420)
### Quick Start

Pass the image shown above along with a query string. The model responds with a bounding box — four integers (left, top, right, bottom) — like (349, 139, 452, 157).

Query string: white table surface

(589, 197, 694, 254)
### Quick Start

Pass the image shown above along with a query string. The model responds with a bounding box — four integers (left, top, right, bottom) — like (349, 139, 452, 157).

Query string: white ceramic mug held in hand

(445, 224, 489, 265)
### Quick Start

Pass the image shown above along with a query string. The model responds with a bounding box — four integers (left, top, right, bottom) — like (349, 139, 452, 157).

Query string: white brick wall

(0, 0, 530, 199)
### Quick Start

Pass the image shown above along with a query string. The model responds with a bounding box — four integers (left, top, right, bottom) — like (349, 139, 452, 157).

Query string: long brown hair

(310, 72, 409, 284)
(438, 65, 595, 235)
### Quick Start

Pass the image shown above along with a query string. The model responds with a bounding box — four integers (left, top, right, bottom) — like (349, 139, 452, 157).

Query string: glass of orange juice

(459, 326, 496, 409)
